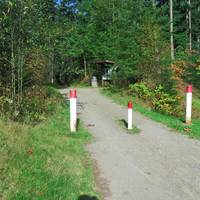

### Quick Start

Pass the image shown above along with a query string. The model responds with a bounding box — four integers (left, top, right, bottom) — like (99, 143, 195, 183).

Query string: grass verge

(102, 88, 200, 140)
(0, 90, 100, 200)
(117, 119, 141, 135)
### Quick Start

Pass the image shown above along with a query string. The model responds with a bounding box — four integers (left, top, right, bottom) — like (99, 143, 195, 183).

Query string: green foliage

(102, 87, 200, 139)
(0, 97, 99, 199)
(0, 0, 200, 122)
(151, 85, 182, 116)
(193, 96, 200, 119)
(0, 95, 12, 115)
(129, 83, 182, 117)
(0, 86, 64, 124)
(18, 87, 63, 123)
(1, 0, 199, 94)
(129, 83, 152, 101)
(158, 0, 200, 53)
(184, 55, 200, 89)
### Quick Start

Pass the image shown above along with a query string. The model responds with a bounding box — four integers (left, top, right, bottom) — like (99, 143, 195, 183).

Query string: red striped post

(128, 101, 133, 130)
(186, 85, 192, 124)
(70, 89, 77, 132)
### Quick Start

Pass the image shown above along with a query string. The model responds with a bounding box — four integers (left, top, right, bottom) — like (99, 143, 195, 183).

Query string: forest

(1, 1, 200, 199)
(0, 0, 200, 121)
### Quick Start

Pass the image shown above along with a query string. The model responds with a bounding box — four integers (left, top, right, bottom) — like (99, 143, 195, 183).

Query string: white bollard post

(70, 89, 77, 132)
(186, 85, 192, 124)
(128, 101, 133, 130)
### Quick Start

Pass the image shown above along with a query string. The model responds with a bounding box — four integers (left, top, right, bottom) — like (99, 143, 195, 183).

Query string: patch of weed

(117, 119, 141, 135)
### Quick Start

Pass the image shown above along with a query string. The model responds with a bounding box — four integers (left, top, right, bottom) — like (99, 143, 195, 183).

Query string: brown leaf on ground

(27, 149, 33, 155)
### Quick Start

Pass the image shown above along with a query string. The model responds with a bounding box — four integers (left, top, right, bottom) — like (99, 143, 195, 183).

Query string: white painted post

(70, 89, 77, 132)
(186, 85, 192, 124)
(128, 101, 133, 130)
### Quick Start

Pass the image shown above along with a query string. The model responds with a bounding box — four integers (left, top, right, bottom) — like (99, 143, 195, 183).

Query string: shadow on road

(119, 119, 128, 128)
(78, 195, 99, 200)
(77, 118, 80, 130)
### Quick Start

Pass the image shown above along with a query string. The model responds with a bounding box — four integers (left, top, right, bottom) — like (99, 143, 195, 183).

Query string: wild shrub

(129, 83, 152, 101)
(0, 96, 13, 116)
(0, 86, 64, 124)
(151, 85, 183, 116)
(129, 83, 183, 117)
(184, 56, 200, 89)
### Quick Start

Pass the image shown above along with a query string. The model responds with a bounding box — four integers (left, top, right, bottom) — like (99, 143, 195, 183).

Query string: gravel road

(61, 88, 200, 200)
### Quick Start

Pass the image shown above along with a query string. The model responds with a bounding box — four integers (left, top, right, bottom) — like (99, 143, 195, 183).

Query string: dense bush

(129, 83, 152, 101)
(129, 83, 183, 117)
(151, 85, 183, 116)
(0, 86, 64, 124)
(184, 56, 200, 89)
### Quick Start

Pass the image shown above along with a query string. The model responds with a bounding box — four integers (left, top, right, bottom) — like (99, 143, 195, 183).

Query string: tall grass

(0, 89, 100, 200)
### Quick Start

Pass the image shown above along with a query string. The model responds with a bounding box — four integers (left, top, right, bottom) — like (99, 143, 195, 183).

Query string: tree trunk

(17, 45, 20, 104)
(51, 52, 54, 84)
(20, 53, 24, 102)
(197, 4, 200, 52)
(170, 0, 175, 60)
(84, 57, 87, 78)
(188, 0, 192, 51)
(11, 27, 16, 101)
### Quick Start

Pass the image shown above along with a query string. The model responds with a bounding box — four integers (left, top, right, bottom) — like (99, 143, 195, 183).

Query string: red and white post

(186, 85, 192, 124)
(128, 101, 133, 130)
(70, 89, 77, 132)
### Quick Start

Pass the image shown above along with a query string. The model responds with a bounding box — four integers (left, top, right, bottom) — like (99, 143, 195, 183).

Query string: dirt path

(61, 88, 200, 200)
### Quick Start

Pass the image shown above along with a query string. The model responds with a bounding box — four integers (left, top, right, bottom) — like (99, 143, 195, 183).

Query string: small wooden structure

(94, 60, 114, 86)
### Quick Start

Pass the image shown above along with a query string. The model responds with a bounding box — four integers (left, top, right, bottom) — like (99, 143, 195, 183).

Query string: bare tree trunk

(11, 27, 16, 101)
(188, 0, 192, 51)
(170, 0, 175, 60)
(84, 57, 87, 78)
(51, 51, 54, 84)
(16, 6, 23, 104)
(17, 45, 20, 104)
(197, 5, 200, 52)
(18, 40, 24, 103)
(19, 7, 23, 103)
(152, 0, 159, 69)
(20, 53, 23, 102)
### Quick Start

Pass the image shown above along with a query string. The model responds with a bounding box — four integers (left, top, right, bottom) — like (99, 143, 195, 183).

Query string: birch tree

(170, 0, 175, 60)
(188, 0, 192, 50)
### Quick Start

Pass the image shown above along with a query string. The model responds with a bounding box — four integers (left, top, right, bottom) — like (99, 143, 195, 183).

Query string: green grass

(0, 101, 100, 199)
(193, 97, 200, 118)
(102, 88, 200, 140)
(70, 80, 91, 88)
(117, 119, 141, 135)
